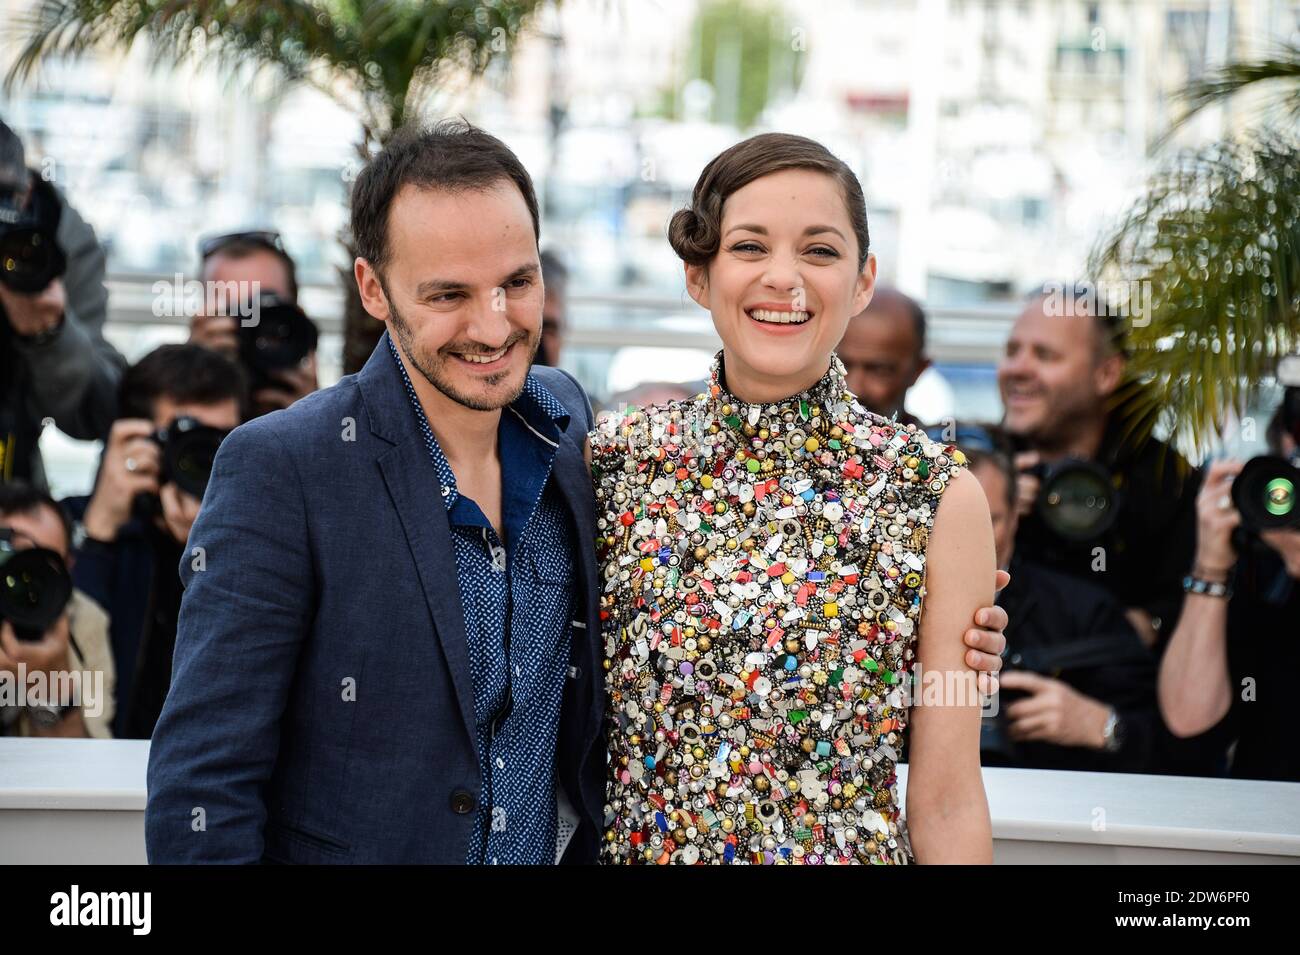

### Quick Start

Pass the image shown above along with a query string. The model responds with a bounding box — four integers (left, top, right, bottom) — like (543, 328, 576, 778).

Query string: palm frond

(4, 0, 547, 134)
(1091, 133, 1300, 456)
(1157, 39, 1300, 147)
(5, 1, 349, 88)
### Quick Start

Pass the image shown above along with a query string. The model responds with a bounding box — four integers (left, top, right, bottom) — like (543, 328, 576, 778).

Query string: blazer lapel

(551, 429, 603, 719)
(360, 332, 477, 745)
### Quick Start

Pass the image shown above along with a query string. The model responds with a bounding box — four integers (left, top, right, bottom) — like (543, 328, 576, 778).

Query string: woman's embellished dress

(590, 352, 965, 864)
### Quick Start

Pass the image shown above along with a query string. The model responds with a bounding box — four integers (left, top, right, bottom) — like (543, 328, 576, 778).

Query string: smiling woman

(590, 132, 1000, 865)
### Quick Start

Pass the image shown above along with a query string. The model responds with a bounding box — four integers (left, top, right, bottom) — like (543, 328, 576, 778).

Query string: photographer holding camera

(943, 423, 1168, 772)
(0, 119, 126, 487)
(188, 230, 318, 418)
(63, 344, 244, 738)
(999, 285, 1201, 651)
(1158, 373, 1300, 782)
(0, 481, 115, 738)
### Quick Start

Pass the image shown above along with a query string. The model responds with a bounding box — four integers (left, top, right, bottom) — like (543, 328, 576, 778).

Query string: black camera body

(0, 176, 67, 295)
(0, 527, 72, 642)
(1232, 454, 1300, 532)
(153, 415, 230, 500)
(1232, 382, 1300, 533)
(237, 292, 318, 393)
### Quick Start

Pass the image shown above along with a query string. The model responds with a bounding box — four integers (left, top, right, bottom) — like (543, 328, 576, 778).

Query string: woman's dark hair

(350, 118, 540, 276)
(667, 132, 871, 271)
(118, 344, 248, 422)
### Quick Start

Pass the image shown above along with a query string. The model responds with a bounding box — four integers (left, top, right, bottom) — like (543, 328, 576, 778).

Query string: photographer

(0, 119, 125, 487)
(63, 344, 244, 739)
(0, 481, 115, 738)
(837, 286, 929, 427)
(536, 248, 568, 368)
(188, 229, 317, 418)
(949, 423, 1167, 773)
(999, 285, 1201, 650)
(1158, 393, 1300, 782)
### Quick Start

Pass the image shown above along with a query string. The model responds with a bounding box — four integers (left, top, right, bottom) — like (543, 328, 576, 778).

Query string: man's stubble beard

(1017, 387, 1106, 453)
(386, 295, 540, 412)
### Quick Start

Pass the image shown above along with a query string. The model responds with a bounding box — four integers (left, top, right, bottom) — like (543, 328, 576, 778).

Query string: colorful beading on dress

(590, 350, 967, 865)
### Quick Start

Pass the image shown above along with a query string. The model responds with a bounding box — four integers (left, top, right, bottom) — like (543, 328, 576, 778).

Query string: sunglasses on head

(198, 229, 287, 260)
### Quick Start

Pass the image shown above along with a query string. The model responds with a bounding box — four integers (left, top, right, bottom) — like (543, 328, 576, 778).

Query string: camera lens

(160, 417, 228, 500)
(1036, 459, 1119, 542)
(0, 546, 73, 637)
(238, 296, 317, 378)
(1234, 456, 1300, 530)
(0, 225, 66, 294)
(1264, 477, 1295, 518)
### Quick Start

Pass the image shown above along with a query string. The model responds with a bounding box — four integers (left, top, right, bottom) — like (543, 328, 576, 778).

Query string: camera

(0, 181, 66, 294)
(0, 527, 72, 641)
(153, 415, 230, 500)
(1027, 458, 1120, 543)
(237, 292, 318, 393)
(1232, 454, 1300, 531)
(980, 632, 1147, 765)
(1233, 360, 1300, 532)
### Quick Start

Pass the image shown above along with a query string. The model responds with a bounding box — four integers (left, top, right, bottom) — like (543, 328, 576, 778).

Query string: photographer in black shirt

(998, 284, 1201, 651)
(0, 118, 124, 487)
(945, 423, 1168, 773)
(1159, 383, 1300, 782)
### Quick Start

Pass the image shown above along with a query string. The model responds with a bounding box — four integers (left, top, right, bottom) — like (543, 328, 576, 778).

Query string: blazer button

(450, 790, 477, 814)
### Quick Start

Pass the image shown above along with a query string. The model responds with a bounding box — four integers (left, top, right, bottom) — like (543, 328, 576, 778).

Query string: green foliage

(5, 0, 546, 139)
(682, 0, 803, 129)
(1091, 42, 1300, 456)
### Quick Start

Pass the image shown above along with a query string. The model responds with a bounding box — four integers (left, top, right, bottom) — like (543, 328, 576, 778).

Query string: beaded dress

(589, 351, 966, 864)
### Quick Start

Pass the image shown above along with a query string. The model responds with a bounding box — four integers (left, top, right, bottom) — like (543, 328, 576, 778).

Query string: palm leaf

(1091, 133, 1300, 457)
(1158, 39, 1300, 147)
(4, 0, 546, 134)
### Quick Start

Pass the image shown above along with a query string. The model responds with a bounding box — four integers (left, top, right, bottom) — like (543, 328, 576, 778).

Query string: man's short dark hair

(0, 480, 72, 553)
(0, 118, 27, 190)
(118, 344, 248, 422)
(200, 236, 299, 302)
(866, 286, 926, 357)
(1031, 281, 1128, 361)
(539, 248, 569, 290)
(350, 118, 540, 278)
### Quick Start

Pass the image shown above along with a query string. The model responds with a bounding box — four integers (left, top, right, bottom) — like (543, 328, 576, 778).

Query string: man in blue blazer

(146, 120, 606, 863)
(146, 120, 1010, 864)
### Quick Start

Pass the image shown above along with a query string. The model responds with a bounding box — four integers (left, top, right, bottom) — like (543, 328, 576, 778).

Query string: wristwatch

(1101, 708, 1125, 753)
(26, 701, 76, 730)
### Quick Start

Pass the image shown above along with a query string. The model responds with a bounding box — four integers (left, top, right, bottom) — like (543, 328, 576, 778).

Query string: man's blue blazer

(145, 332, 606, 863)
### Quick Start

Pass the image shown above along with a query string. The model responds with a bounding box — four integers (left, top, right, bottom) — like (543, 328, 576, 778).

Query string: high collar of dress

(707, 349, 852, 426)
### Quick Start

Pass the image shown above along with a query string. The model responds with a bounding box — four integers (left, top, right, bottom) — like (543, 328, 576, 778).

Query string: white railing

(2, 737, 1297, 864)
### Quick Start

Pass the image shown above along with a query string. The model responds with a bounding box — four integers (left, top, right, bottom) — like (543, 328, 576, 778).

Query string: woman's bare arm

(905, 468, 996, 864)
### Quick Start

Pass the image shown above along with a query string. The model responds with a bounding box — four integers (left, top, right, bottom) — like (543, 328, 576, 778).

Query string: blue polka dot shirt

(389, 337, 576, 864)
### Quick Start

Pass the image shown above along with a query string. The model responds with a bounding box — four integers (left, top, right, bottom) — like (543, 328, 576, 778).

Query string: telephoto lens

(0, 528, 72, 641)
